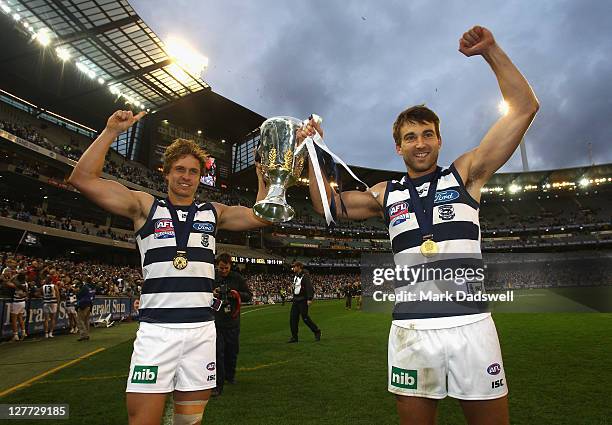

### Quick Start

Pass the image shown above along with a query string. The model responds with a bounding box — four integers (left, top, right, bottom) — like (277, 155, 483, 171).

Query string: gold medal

(420, 239, 438, 257)
(173, 251, 188, 270)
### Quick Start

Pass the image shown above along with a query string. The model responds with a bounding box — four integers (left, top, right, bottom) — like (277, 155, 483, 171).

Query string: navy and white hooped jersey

(42, 284, 57, 304)
(12, 282, 28, 303)
(66, 291, 77, 308)
(383, 164, 488, 324)
(135, 198, 217, 327)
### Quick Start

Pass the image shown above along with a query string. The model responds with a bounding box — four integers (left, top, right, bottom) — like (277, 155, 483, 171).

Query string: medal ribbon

(166, 200, 197, 256)
(402, 167, 442, 242)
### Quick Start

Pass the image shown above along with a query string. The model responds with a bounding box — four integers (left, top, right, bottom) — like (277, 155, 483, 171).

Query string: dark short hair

(392, 105, 441, 145)
(292, 261, 303, 268)
(216, 253, 232, 265)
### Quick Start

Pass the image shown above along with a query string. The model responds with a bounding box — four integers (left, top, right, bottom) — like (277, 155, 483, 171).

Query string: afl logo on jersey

(434, 189, 460, 204)
(438, 204, 455, 221)
(389, 202, 410, 227)
(154, 219, 175, 239)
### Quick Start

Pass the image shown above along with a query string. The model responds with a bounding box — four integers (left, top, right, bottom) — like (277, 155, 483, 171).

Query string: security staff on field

(212, 253, 252, 396)
(288, 262, 321, 343)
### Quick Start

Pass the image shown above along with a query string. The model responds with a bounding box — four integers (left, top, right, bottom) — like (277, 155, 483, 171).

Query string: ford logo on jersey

(193, 222, 215, 233)
(154, 219, 175, 239)
(389, 201, 410, 226)
(487, 363, 502, 375)
(434, 189, 460, 204)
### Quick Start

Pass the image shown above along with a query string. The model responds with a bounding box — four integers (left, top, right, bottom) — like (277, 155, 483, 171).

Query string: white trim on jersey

(139, 292, 214, 309)
(142, 261, 215, 281)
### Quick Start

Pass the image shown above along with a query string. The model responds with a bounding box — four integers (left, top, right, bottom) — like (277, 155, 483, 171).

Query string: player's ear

(395, 143, 402, 155)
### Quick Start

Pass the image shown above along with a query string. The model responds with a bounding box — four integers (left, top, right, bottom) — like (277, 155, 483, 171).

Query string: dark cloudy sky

(131, 0, 612, 173)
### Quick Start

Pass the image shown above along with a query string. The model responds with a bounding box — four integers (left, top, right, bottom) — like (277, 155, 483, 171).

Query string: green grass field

(1, 297, 611, 424)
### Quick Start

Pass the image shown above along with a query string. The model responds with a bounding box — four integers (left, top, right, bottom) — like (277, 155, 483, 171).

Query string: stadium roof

(0, 0, 251, 132)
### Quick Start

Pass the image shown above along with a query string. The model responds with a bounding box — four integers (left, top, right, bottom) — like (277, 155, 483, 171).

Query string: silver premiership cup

(253, 116, 307, 223)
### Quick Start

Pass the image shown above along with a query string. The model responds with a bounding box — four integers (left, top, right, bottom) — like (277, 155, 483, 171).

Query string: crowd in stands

(486, 261, 612, 289)
(243, 270, 359, 303)
(1, 199, 134, 243)
(0, 251, 364, 308)
(2, 114, 611, 253)
(1, 117, 238, 203)
(0, 251, 143, 300)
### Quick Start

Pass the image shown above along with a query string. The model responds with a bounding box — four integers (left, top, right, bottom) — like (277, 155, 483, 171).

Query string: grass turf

(0, 299, 610, 424)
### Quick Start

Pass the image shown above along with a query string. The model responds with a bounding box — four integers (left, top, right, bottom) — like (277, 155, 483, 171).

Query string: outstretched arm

(214, 162, 270, 231)
(299, 119, 385, 221)
(68, 110, 152, 226)
(453, 26, 540, 198)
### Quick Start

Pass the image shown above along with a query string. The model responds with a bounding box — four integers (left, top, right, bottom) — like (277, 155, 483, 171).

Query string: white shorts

(10, 302, 25, 315)
(126, 321, 217, 393)
(43, 303, 57, 316)
(66, 306, 76, 315)
(388, 315, 507, 400)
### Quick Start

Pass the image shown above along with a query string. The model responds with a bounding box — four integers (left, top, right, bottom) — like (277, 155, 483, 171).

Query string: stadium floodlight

(498, 100, 509, 116)
(97, 77, 105, 85)
(12, 13, 20, 21)
(34, 29, 52, 47)
(1, 3, 10, 14)
(109, 85, 120, 95)
(508, 184, 521, 194)
(56, 47, 71, 62)
(164, 35, 209, 78)
(579, 178, 590, 187)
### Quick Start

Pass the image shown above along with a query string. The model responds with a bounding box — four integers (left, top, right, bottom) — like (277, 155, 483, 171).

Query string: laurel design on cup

(293, 156, 305, 178)
(268, 148, 277, 169)
(283, 149, 294, 171)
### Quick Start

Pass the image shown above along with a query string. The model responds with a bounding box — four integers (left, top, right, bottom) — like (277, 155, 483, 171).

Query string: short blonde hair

(162, 138, 208, 175)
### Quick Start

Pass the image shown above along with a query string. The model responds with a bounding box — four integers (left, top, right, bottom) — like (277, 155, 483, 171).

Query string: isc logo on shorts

(154, 219, 175, 239)
(131, 365, 158, 384)
(391, 366, 417, 389)
(389, 202, 411, 227)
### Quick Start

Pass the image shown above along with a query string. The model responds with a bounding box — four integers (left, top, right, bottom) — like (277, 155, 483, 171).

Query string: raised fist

(106, 110, 146, 134)
(458, 26, 496, 57)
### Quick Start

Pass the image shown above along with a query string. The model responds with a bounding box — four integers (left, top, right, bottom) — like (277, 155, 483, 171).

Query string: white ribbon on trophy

(295, 114, 376, 226)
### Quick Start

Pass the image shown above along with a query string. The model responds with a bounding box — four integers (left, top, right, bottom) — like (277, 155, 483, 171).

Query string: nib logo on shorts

(131, 365, 158, 384)
(391, 366, 417, 389)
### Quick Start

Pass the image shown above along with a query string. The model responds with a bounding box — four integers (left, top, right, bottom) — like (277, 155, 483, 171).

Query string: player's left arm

(454, 26, 540, 200)
(213, 163, 271, 231)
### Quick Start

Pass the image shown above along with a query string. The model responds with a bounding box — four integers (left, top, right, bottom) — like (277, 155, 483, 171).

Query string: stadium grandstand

(0, 1, 610, 424)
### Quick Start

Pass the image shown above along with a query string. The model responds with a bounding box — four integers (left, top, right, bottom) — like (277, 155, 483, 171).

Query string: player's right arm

(299, 119, 386, 221)
(68, 110, 152, 228)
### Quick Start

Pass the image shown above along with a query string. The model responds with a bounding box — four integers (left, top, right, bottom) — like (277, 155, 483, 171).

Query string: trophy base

(253, 200, 295, 223)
